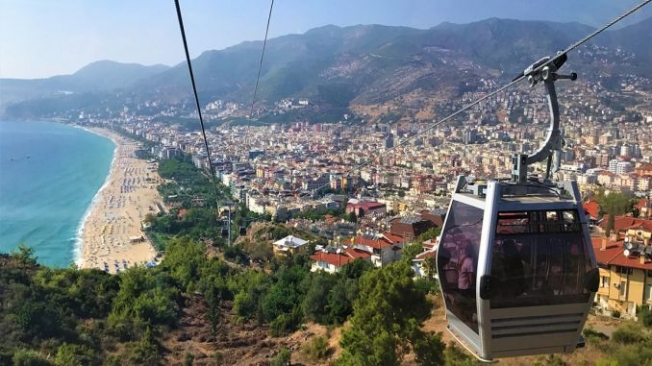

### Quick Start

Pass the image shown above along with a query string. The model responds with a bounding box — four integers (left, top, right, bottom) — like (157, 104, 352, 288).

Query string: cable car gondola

(436, 54, 599, 361)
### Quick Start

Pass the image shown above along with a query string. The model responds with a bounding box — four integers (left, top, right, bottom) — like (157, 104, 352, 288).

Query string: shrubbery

(582, 327, 609, 344)
(638, 306, 652, 328)
(301, 336, 330, 362)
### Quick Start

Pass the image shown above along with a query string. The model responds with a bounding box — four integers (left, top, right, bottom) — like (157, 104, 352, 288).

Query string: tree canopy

(338, 261, 445, 365)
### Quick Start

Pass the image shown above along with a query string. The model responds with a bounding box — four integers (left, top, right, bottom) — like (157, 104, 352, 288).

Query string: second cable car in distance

(436, 54, 599, 361)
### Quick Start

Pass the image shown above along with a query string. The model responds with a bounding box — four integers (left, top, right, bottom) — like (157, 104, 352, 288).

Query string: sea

(0, 120, 115, 267)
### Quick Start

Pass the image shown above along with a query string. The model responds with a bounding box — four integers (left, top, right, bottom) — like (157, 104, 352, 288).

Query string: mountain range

(2, 17, 651, 122)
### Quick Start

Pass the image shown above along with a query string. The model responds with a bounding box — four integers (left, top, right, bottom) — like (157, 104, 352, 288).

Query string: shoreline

(76, 127, 162, 273)
(74, 126, 118, 266)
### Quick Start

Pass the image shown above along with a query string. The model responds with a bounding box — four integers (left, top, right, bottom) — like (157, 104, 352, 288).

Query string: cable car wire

(173, 0, 214, 179)
(173, 0, 226, 213)
(248, 0, 275, 127)
(309, 0, 651, 194)
(541, 0, 652, 76)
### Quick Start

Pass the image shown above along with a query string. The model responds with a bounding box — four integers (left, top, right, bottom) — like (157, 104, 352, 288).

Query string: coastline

(73, 127, 118, 266)
(76, 127, 162, 273)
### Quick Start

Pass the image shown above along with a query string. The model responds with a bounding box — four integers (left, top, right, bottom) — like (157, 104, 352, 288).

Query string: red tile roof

(345, 248, 372, 259)
(353, 236, 394, 250)
(422, 239, 438, 250)
(592, 237, 652, 271)
(599, 216, 652, 232)
(420, 210, 444, 227)
(310, 251, 354, 267)
(382, 232, 404, 244)
(415, 250, 436, 261)
(583, 201, 600, 219)
(635, 198, 651, 210)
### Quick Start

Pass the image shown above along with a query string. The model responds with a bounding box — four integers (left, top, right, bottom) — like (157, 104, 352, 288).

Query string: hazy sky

(1, 0, 651, 79)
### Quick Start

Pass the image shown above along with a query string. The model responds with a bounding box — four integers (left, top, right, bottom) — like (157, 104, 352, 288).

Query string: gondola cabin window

(490, 210, 592, 308)
(495, 210, 581, 235)
(437, 201, 483, 334)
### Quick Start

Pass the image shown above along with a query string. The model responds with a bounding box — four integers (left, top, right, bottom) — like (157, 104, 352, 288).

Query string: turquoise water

(0, 121, 115, 267)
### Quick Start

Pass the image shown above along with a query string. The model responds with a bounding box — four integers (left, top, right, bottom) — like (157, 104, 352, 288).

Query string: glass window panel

(496, 210, 581, 235)
(620, 281, 626, 297)
(601, 276, 609, 288)
(490, 209, 592, 309)
(437, 201, 483, 334)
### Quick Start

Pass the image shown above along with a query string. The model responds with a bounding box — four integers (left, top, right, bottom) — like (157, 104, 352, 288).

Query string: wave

(74, 134, 118, 267)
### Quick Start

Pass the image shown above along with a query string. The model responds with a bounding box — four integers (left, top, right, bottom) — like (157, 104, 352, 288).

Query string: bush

(271, 348, 291, 366)
(612, 323, 649, 345)
(269, 310, 302, 337)
(582, 327, 609, 344)
(638, 306, 652, 328)
(12, 349, 51, 366)
(443, 342, 476, 366)
(53, 343, 98, 366)
(103, 357, 120, 366)
(214, 351, 223, 365)
(597, 345, 652, 366)
(611, 310, 621, 318)
(533, 354, 567, 366)
(183, 351, 194, 366)
(301, 336, 330, 362)
(224, 245, 249, 265)
(414, 278, 440, 295)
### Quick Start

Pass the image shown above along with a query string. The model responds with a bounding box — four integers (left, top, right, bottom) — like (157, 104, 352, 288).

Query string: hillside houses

(593, 216, 652, 318)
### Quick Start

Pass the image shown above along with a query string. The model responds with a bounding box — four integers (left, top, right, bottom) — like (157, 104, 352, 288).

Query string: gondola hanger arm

(511, 53, 577, 183)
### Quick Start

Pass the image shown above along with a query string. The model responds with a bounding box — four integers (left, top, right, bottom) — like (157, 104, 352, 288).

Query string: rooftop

(592, 237, 652, 271)
(273, 235, 309, 248)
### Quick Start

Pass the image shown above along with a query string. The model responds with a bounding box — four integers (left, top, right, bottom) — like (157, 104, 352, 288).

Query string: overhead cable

(246, 0, 275, 144)
(174, 0, 224, 210)
(333, 0, 652, 183)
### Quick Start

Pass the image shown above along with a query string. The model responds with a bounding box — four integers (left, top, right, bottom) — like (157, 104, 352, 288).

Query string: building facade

(593, 221, 652, 318)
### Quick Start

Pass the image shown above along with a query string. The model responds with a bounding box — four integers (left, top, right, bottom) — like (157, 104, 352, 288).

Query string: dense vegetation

(0, 238, 448, 365)
(145, 156, 269, 251)
(5, 236, 652, 365)
(156, 155, 229, 209)
(582, 322, 652, 366)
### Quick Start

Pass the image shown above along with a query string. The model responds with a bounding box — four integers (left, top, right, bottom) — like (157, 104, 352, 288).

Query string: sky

(1, 0, 651, 79)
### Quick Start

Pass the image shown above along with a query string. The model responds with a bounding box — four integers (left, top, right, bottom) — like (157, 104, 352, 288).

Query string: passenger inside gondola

(437, 201, 484, 333)
(438, 245, 456, 306)
(490, 209, 594, 308)
(458, 242, 476, 298)
(501, 240, 526, 297)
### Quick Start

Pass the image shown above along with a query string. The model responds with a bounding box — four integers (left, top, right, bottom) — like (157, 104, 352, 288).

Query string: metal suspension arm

(526, 78, 562, 166)
(511, 54, 576, 183)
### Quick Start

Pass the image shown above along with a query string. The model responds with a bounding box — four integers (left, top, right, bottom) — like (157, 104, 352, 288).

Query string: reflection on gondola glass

(438, 201, 483, 333)
(490, 210, 593, 308)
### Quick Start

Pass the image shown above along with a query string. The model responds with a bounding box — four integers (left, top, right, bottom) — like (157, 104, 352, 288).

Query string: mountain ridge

(0, 61, 171, 113)
(2, 16, 651, 121)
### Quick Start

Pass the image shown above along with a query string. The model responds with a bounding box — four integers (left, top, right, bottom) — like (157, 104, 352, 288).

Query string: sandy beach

(78, 128, 163, 274)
